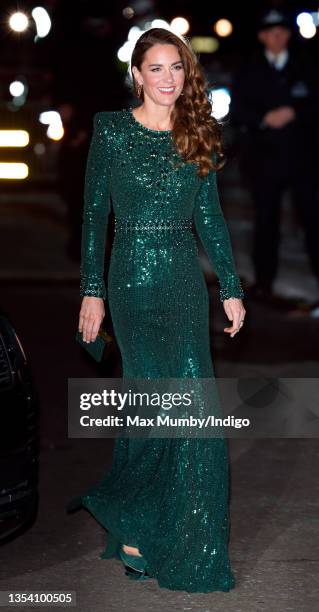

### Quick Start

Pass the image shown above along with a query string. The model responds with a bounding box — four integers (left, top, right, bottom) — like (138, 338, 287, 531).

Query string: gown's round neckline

(127, 107, 172, 135)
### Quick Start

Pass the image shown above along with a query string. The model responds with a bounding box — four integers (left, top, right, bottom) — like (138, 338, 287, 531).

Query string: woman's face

(132, 43, 185, 106)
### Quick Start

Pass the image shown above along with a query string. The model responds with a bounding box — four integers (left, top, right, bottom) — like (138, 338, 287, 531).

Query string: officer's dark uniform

(230, 11, 319, 294)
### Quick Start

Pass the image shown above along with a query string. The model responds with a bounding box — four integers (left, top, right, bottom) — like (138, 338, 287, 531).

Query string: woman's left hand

(223, 298, 246, 338)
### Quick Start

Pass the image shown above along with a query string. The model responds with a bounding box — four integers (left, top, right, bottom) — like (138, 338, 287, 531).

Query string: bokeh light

(122, 7, 135, 19)
(209, 88, 231, 120)
(297, 11, 317, 38)
(9, 81, 25, 97)
(191, 37, 219, 53)
(170, 17, 190, 36)
(32, 7, 52, 39)
(0, 163, 29, 179)
(39, 111, 64, 141)
(0, 130, 29, 147)
(9, 12, 29, 33)
(214, 19, 233, 38)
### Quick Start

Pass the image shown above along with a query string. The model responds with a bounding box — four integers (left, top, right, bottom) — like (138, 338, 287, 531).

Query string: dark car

(0, 311, 39, 542)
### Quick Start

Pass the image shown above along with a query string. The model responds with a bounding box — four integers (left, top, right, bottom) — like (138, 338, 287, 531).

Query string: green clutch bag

(75, 326, 114, 362)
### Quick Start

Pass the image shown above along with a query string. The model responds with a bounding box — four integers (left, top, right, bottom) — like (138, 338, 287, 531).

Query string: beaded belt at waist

(114, 218, 193, 232)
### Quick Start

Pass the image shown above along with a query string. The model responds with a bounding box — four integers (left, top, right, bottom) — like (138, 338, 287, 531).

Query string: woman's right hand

(78, 296, 105, 343)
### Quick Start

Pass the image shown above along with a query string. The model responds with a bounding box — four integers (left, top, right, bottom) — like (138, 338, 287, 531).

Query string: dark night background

(0, 2, 318, 611)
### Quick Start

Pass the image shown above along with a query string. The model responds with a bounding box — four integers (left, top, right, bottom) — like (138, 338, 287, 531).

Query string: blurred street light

(0, 163, 29, 179)
(209, 87, 231, 120)
(191, 36, 219, 53)
(214, 19, 233, 38)
(32, 6, 52, 39)
(39, 111, 64, 141)
(0, 131, 29, 147)
(297, 11, 317, 38)
(9, 81, 25, 97)
(171, 17, 190, 36)
(9, 12, 29, 33)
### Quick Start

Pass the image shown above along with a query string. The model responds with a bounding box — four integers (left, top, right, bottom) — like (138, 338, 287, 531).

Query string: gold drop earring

(137, 83, 143, 98)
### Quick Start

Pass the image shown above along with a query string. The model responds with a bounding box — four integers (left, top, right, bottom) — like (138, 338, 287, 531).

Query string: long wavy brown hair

(129, 27, 225, 178)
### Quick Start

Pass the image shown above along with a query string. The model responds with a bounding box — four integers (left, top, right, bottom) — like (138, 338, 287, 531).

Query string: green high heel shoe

(119, 546, 151, 581)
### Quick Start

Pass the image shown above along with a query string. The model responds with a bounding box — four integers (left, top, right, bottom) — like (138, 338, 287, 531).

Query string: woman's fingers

(230, 315, 242, 338)
(84, 316, 95, 343)
(78, 296, 105, 342)
(223, 299, 246, 338)
(78, 312, 84, 333)
(85, 316, 102, 343)
(82, 313, 104, 342)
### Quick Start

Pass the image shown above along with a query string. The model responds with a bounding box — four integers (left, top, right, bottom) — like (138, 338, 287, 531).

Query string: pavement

(0, 177, 318, 612)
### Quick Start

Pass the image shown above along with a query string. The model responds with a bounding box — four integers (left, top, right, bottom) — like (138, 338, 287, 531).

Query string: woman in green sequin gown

(75, 31, 245, 594)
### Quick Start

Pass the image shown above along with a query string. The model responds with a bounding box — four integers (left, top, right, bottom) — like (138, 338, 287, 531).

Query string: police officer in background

(230, 8, 319, 311)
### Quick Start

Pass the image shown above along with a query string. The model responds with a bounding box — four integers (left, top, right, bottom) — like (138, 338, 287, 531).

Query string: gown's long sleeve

(193, 167, 244, 302)
(80, 112, 113, 298)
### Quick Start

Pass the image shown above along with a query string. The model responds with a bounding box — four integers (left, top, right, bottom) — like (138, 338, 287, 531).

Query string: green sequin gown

(76, 107, 244, 593)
